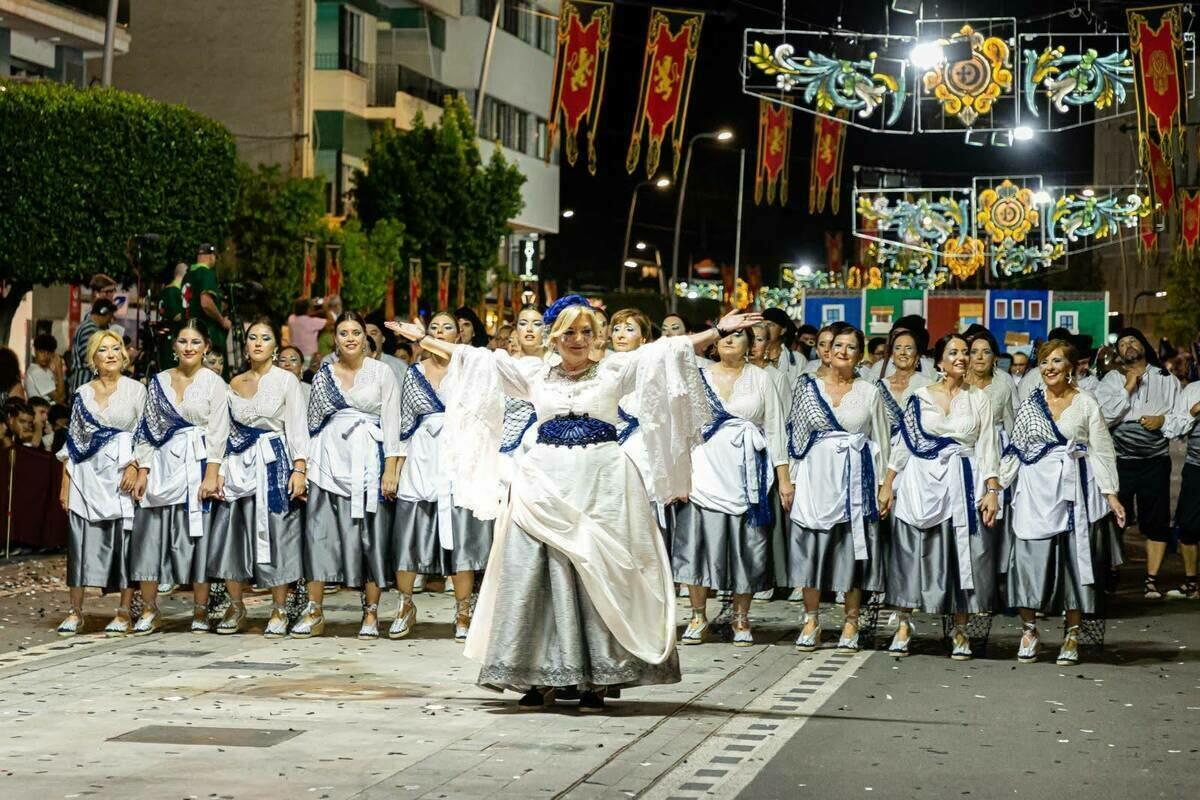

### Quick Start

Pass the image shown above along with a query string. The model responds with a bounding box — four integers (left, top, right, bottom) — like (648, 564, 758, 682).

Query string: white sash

(340, 410, 383, 520)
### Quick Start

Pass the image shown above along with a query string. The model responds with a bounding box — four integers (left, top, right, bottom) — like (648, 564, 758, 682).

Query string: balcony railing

(315, 52, 369, 78)
(368, 63, 459, 109)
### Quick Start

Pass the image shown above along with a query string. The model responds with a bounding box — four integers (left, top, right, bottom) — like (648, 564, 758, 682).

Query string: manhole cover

(109, 725, 303, 747)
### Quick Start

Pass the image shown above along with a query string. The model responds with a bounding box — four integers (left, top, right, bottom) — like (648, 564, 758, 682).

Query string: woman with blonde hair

(388, 296, 759, 711)
(55, 330, 145, 636)
(129, 319, 230, 635)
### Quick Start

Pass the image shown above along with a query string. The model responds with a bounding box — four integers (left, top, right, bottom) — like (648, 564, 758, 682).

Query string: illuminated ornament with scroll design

(922, 25, 1012, 126)
(856, 194, 966, 247)
(977, 179, 1038, 245)
(1050, 192, 1148, 242)
(1022, 46, 1132, 114)
(943, 236, 986, 280)
(747, 43, 907, 126)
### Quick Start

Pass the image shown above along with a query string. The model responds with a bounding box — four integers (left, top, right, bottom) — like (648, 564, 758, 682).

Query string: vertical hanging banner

(455, 265, 466, 309)
(825, 232, 844, 274)
(325, 247, 342, 297)
(301, 241, 315, 298)
(1148, 136, 1176, 220)
(809, 112, 847, 214)
(1128, 4, 1187, 163)
(437, 262, 451, 310)
(1138, 214, 1159, 265)
(548, 0, 613, 175)
(408, 258, 421, 320)
(754, 99, 792, 206)
(625, 7, 704, 178)
(1180, 189, 1200, 256)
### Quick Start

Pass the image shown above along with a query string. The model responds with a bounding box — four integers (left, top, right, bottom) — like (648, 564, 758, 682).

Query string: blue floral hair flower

(543, 294, 591, 327)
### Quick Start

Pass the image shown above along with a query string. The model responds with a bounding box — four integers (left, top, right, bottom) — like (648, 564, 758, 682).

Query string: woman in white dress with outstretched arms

(388, 298, 759, 712)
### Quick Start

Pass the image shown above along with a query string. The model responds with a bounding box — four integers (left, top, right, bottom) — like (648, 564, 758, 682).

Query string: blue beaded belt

(537, 413, 618, 448)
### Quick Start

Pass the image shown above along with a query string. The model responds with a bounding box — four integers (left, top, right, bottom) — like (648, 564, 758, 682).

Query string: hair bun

(543, 295, 591, 327)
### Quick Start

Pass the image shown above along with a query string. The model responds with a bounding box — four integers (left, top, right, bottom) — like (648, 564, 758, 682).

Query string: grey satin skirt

(390, 499, 494, 575)
(670, 501, 772, 594)
(477, 523, 681, 693)
(208, 496, 303, 588)
(130, 505, 211, 585)
(303, 485, 393, 588)
(1006, 518, 1124, 615)
(66, 512, 132, 592)
(787, 519, 885, 594)
(885, 516, 1000, 614)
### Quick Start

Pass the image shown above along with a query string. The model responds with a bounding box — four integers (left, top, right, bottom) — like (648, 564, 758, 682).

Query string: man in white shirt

(24, 334, 63, 403)
(1094, 327, 1184, 598)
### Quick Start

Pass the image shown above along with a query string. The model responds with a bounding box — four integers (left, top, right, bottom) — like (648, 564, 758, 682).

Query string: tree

(336, 218, 405, 314)
(1158, 246, 1199, 346)
(0, 80, 238, 340)
(351, 95, 525, 308)
(228, 163, 325, 321)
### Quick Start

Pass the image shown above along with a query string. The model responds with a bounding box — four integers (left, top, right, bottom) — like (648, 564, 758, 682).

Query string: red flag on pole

(809, 112, 847, 214)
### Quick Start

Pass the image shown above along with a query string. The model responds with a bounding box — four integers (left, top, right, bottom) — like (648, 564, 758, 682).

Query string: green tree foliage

(0, 80, 238, 338)
(351, 95, 525, 309)
(335, 218, 405, 314)
(1159, 246, 1200, 346)
(229, 163, 325, 321)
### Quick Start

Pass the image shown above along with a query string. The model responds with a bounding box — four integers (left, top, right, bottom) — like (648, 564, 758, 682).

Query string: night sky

(553, 0, 1108, 291)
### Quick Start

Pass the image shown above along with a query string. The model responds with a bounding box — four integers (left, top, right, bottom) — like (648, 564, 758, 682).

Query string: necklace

(552, 362, 598, 382)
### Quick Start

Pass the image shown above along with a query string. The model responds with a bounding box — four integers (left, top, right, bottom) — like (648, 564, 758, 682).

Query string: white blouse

(688, 363, 787, 518)
(789, 378, 891, 546)
(307, 359, 402, 519)
(58, 377, 146, 525)
(1000, 391, 1117, 583)
(137, 369, 229, 514)
(223, 366, 309, 498)
(976, 373, 1017, 434)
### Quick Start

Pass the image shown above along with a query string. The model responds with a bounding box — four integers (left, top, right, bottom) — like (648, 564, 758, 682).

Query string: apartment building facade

(109, 0, 560, 246)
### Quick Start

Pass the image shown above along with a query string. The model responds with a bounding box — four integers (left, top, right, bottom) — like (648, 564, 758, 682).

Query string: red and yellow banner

(1128, 4, 1187, 162)
(1138, 213, 1159, 264)
(1180, 189, 1200, 255)
(809, 112, 847, 214)
(1148, 136, 1176, 216)
(407, 258, 421, 320)
(625, 8, 704, 178)
(548, 0, 613, 175)
(456, 265, 466, 309)
(437, 262, 451, 311)
(754, 99, 791, 206)
(825, 232, 844, 274)
(301, 241, 315, 299)
(325, 248, 342, 297)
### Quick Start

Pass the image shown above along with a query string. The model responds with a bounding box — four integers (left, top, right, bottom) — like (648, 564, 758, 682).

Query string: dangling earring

(935, 368, 946, 382)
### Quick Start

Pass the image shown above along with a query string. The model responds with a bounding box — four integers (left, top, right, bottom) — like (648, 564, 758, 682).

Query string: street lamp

(1130, 289, 1168, 325)
(619, 176, 672, 292)
(561, 209, 575, 219)
(670, 130, 734, 310)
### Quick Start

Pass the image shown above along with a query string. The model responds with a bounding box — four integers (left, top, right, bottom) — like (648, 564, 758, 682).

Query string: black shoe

(578, 691, 605, 713)
(518, 688, 554, 710)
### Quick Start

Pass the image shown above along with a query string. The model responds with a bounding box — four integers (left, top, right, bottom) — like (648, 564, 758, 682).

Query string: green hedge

(0, 80, 238, 286)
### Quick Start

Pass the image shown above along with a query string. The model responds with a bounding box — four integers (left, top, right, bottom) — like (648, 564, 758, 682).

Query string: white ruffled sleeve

(1083, 394, 1119, 495)
(761, 368, 788, 468)
(629, 337, 713, 502)
(866, 382, 891, 483)
(442, 346, 509, 520)
(203, 374, 229, 466)
(973, 389, 1000, 483)
(282, 372, 309, 462)
(1093, 370, 1132, 426)
(380, 364, 403, 459)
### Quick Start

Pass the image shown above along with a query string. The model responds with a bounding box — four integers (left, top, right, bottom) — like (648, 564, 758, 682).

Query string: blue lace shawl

(65, 393, 123, 464)
(226, 412, 292, 514)
(398, 365, 446, 442)
(501, 397, 537, 454)
(133, 376, 210, 513)
(616, 405, 639, 445)
(897, 391, 977, 535)
(307, 364, 350, 437)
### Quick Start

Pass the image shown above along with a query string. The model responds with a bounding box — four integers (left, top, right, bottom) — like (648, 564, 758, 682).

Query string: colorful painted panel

(803, 293, 863, 329)
(987, 288, 1049, 354)
(1049, 294, 1108, 351)
(863, 288, 925, 336)
(926, 293, 986, 342)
